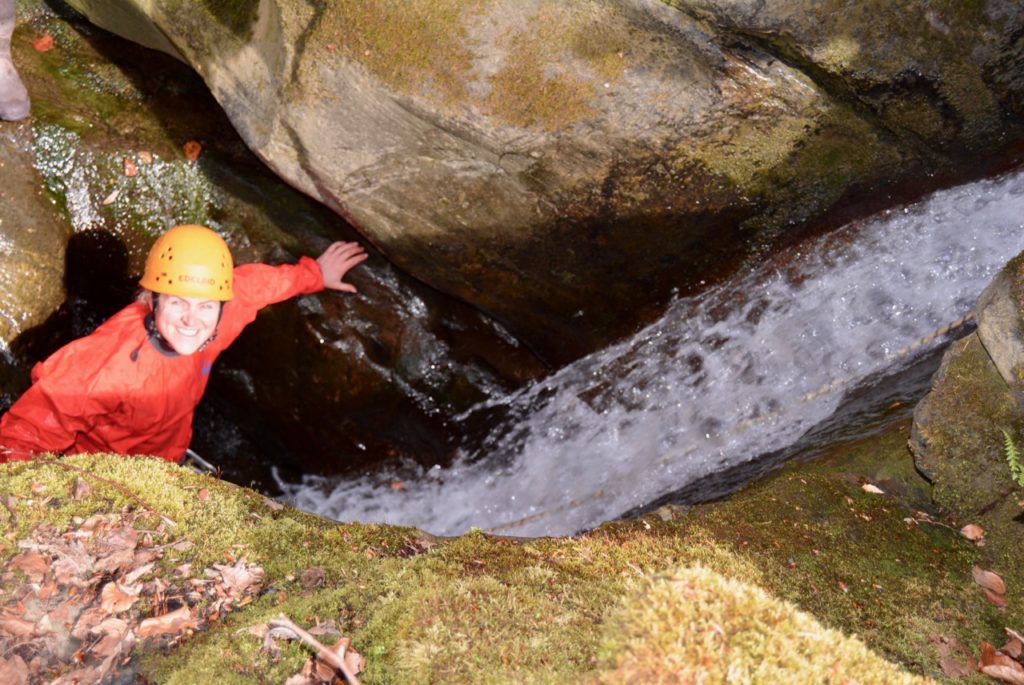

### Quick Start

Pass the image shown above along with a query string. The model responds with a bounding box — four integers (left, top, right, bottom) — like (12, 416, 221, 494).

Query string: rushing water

(277, 169, 1024, 537)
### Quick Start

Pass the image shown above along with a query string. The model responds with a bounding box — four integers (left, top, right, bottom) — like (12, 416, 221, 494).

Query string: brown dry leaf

(337, 637, 366, 676)
(32, 35, 54, 52)
(91, 617, 133, 658)
(1003, 634, 1023, 660)
(123, 562, 155, 585)
(0, 654, 29, 685)
(71, 606, 109, 641)
(52, 547, 96, 586)
(122, 157, 138, 177)
(981, 642, 1020, 669)
(973, 566, 1007, 595)
(211, 559, 265, 596)
(0, 615, 37, 638)
(985, 587, 1010, 609)
(960, 523, 985, 541)
(982, 664, 1024, 685)
(72, 477, 94, 500)
(138, 605, 198, 637)
(138, 151, 153, 165)
(35, 580, 57, 600)
(11, 550, 49, 582)
(940, 655, 976, 678)
(100, 581, 141, 614)
(183, 140, 202, 161)
(300, 566, 326, 590)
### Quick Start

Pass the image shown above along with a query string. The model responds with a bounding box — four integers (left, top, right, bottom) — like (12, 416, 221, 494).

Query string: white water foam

(278, 169, 1024, 536)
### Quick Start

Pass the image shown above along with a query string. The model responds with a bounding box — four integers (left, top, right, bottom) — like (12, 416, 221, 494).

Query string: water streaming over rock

(277, 169, 1024, 536)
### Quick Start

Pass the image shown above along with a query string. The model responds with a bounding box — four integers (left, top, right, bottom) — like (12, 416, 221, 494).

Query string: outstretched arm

(316, 241, 367, 293)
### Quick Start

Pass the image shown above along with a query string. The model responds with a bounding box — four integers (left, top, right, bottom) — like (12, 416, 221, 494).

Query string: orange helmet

(139, 225, 234, 300)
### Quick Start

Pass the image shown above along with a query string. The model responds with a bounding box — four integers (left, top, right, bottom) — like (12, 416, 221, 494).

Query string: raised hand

(316, 241, 368, 293)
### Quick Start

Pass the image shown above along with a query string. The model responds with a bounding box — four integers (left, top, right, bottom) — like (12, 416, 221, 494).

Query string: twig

(269, 615, 362, 685)
(37, 458, 177, 527)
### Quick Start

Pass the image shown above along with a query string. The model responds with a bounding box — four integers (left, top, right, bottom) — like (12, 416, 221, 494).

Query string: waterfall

(277, 168, 1024, 536)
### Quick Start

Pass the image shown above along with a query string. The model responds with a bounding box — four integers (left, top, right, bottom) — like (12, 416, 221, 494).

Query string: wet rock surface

(62, 0, 1024, 362)
(0, 3, 545, 487)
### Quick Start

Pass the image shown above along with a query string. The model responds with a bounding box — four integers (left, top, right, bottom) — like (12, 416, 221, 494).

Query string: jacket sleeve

(0, 354, 101, 462)
(215, 257, 325, 347)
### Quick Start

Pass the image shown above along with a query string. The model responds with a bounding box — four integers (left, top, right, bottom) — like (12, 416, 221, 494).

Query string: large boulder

(910, 254, 1024, 516)
(61, 0, 1024, 362)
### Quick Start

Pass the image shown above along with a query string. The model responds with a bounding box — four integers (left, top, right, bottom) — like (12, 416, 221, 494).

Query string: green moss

(914, 334, 1024, 515)
(483, 2, 631, 130)
(2, 434, 1014, 684)
(595, 565, 931, 684)
(198, 0, 260, 40)
(316, 0, 486, 107)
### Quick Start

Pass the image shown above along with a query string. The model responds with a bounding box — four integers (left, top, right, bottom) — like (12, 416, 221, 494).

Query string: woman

(0, 224, 367, 463)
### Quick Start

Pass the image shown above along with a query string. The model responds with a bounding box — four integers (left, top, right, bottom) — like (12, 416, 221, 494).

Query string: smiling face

(152, 295, 221, 355)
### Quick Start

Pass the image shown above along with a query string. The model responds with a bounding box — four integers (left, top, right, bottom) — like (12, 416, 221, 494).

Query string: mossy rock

(910, 252, 1024, 518)
(2, 421, 1018, 684)
(910, 332, 1023, 516)
(594, 565, 930, 684)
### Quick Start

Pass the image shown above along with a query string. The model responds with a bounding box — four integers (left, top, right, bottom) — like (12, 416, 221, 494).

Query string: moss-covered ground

(1, 416, 1018, 683)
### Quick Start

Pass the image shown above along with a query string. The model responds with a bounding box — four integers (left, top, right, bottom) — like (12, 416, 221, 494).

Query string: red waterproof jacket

(0, 258, 324, 463)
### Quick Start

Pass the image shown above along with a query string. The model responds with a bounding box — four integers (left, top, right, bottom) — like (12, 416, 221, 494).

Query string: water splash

(278, 169, 1024, 536)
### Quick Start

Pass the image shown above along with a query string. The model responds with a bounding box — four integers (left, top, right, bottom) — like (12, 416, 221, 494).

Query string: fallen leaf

(960, 523, 985, 541)
(30, 482, 47, 495)
(51, 541, 95, 584)
(1003, 632, 1023, 660)
(210, 559, 265, 596)
(90, 617, 133, 658)
(198, 488, 209, 502)
(861, 483, 884, 494)
(390, 481, 405, 491)
(32, 35, 54, 52)
(940, 655, 976, 678)
(985, 587, 1010, 609)
(973, 566, 1007, 595)
(0, 615, 36, 638)
(183, 140, 202, 161)
(982, 641, 1020, 667)
(138, 151, 153, 165)
(123, 562, 155, 585)
(122, 157, 138, 177)
(300, 566, 325, 590)
(100, 190, 119, 206)
(0, 654, 29, 685)
(100, 581, 141, 614)
(72, 477, 94, 500)
(11, 550, 49, 582)
(138, 606, 198, 637)
(71, 606, 110, 640)
(981, 664, 1024, 685)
